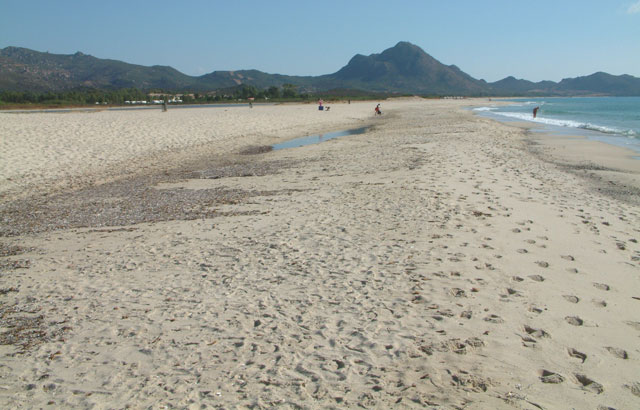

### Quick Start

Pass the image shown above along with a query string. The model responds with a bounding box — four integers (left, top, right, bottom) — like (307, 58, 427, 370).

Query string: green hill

(325, 42, 488, 95)
(2, 43, 639, 96)
(0, 47, 198, 91)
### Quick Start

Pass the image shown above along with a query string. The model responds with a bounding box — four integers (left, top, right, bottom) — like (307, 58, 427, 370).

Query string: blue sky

(1, 0, 639, 82)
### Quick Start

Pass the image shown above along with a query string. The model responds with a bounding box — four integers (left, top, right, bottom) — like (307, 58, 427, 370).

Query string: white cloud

(628, 1, 640, 14)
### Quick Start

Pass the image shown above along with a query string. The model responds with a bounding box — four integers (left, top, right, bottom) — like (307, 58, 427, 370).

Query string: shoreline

(1, 99, 639, 408)
(496, 120, 640, 205)
(472, 97, 640, 156)
(471, 105, 640, 206)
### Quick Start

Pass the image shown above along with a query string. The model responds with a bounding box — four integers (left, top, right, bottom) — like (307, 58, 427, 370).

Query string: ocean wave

(473, 106, 497, 112)
(503, 101, 543, 108)
(493, 112, 639, 138)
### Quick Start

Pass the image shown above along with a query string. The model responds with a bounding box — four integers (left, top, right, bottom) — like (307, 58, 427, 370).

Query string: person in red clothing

(533, 106, 539, 118)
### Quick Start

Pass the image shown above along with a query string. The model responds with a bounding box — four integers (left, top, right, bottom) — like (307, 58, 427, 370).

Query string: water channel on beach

(272, 127, 368, 150)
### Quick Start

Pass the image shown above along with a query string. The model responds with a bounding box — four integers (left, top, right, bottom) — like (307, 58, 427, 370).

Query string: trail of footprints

(373, 114, 639, 404)
(436, 115, 638, 404)
(509, 218, 638, 401)
(429, 169, 636, 402)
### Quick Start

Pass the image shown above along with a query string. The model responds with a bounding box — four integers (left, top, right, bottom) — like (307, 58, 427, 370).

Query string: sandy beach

(1, 99, 639, 409)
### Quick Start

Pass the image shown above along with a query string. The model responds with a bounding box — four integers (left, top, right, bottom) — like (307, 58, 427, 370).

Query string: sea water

(473, 97, 640, 154)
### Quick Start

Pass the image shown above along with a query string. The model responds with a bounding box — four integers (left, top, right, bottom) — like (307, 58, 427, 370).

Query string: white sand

(1, 100, 639, 409)
(0, 103, 373, 200)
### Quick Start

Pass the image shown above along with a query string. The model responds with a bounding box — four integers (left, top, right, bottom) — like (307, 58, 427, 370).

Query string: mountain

(0, 46, 199, 91)
(196, 69, 315, 91)
(324, 41, 488, 95)
(555, 72, 640, 96)
(486, 72, 640, 96)
(1, 42, 640, 96)
(487, 76, 558, 96)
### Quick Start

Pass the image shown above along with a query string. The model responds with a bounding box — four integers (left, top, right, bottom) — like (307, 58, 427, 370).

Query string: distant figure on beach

(375, 104, 382, 116)
(533, 106, 539, 118)
(318, 99, 324, 111)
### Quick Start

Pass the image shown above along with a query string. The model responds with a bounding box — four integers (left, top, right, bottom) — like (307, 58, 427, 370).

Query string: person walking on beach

(318, 99, 324, 111)
(533, 106, 539, 118)
(375, 104, 382, 116)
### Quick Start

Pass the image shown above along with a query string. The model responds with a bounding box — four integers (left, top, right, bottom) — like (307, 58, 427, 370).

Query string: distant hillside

(487, 76, 558, 96)
(0, 47, 198, 91)
(487, 72, 640, 96)
(2, 43, 640, 96)
(196, 69, 315, 91)
(325, 41, 488, 95)
(555, 72, 640, 96)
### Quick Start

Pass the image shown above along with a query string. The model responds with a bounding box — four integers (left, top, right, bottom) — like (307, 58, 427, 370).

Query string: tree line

(0, 88, 151, 105)
(0, 84, 305, 106)
(0, 84, 387, 106)
(185, 84, 304, 103)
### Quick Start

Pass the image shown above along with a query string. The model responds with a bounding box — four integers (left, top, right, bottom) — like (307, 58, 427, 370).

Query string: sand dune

(1, 100, 639, 408)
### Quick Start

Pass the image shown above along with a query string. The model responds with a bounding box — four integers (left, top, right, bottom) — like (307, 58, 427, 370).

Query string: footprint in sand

(528, 274, 545, 282)
(624, 382, 640, 398)
(536, 261, 549, 268)
(504, 288, 521, 296)
(566, 268, 579, 274)
(539, 369, 564, 384)
(517, 248, 528, 254)
(592, 299, 607, 307)
(528, 306, 543, 314)
(484, 314, 504, 323)
(449, 288, 466, 297)
(567, 348, 587, 363)
(563, 295, 580, 304)
(574, 374, 604, 394)
(524, 325, 549, 339)
(604, 347, 628, 359)
(593, 283, 610, 291)
(561, 255, 575, 261)
(520, 336, 537, 347)
(460, 310, 472, 319)
(565, 316, 584, 326)
(511, 276, 524, 282)
(625, 321, 640, 331)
